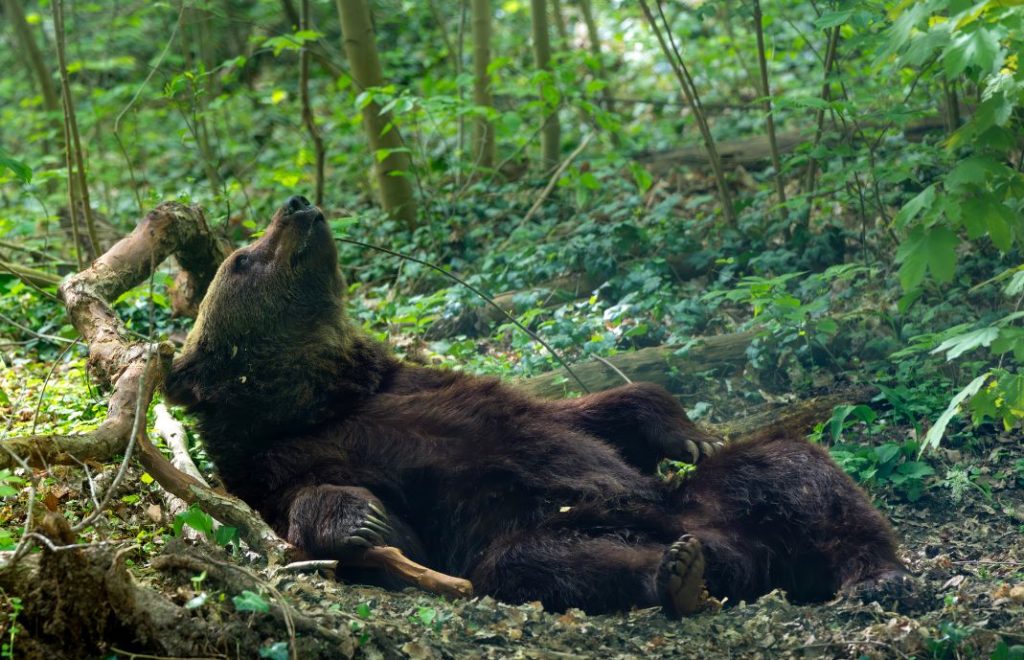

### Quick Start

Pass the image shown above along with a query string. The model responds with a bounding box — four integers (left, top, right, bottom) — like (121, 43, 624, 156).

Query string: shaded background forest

(0, 0, 1022, 658)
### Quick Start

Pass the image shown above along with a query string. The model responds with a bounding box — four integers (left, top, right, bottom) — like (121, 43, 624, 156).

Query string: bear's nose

(285, 195, 312, 213)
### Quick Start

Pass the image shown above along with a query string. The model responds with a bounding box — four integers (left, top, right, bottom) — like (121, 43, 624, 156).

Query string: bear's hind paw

(658, 534, 710, 618)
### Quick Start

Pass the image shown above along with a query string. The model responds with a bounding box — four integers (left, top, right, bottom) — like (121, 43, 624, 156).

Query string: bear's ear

(164, 351, 206, 407)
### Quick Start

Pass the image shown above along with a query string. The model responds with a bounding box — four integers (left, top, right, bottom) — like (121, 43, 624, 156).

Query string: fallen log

(518, 331, 757, 398)
(715, 385, 878, 444)
(636, 117, 948, 174)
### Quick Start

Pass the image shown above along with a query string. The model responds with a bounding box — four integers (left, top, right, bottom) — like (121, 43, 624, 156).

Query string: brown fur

(165, 196, 906, 615)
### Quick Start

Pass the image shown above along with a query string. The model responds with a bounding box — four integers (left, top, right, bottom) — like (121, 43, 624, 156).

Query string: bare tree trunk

(550, 0, 569, 46)
(751, 0, 785, 208)
(578, 0, 615, 113)
(4, 0, 59, 114)
(52, 0, 100, 264)
(336, 0, 418, 228)
(802, 25, 840, 200)
(638, 0, 735, 226)
(471, 0, 496, 169)
(300, 0, 327, 204)
(530, 0, 561, 170)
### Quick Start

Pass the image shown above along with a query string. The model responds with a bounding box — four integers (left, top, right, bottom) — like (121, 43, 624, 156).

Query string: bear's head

(164, 195, 377, 440)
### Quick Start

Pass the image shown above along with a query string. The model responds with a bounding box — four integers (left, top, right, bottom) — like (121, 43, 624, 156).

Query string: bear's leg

(675, 436, 907, 604)
(469, 531, 705, 615)
(284, 484, 425, 561)
(546, 382, 723, 472)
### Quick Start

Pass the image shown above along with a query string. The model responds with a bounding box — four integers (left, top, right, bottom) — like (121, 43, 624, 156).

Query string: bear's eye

(233, 254, 251, 272)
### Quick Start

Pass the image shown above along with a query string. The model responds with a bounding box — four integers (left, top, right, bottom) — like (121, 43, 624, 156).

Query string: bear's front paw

(344, 500, 395, 552)
(661, 432, 724, 465)
(658, 534, 709, 618)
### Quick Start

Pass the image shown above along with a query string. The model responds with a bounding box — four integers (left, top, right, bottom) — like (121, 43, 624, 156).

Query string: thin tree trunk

(578, 0, 614, 113)
(471, 0, 495, 169)
(336, 0, 418, 228)
(4, 0, 60, 114)
(300, 0, 326, 204)
(639, 0, 735, 226)
(530, 0, 561, 170)
(52, 0, 100, 263)
(550, 0, 569, 47)
(751, 0, 785, 208)
(802, 25, 840, 197)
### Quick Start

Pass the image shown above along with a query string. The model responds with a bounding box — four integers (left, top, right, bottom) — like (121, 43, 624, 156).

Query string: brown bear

(165, 195, 908, 616)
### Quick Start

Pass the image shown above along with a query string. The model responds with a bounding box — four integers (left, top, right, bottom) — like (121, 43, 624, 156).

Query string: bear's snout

(285, 195, 312, 213)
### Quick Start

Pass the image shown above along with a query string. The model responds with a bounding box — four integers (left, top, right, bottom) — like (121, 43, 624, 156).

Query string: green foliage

(830, 441, 935, 501)
(887, 2, 1024, 294)
(172, 504, 237, 547)
(1, 594, 23, 660)
(232, 590, 270, 614)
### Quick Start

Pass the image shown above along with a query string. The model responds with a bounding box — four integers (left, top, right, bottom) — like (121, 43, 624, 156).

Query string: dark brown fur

(165, 196, 906, 615)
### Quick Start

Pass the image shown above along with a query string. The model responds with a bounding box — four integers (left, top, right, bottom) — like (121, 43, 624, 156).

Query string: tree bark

(471, 0, 496, 169)
(751, 0, 785, 208)
(530, 0, 561, 169)
(336, 0, 418, 228)
(518, 332, 757, 398)
(578, 0, 615, 113)
(3, 0, 59, 114)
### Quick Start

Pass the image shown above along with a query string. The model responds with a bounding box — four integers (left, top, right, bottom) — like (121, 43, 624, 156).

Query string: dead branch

(2, 201, 470, 597)
(1, 202, 228, 471)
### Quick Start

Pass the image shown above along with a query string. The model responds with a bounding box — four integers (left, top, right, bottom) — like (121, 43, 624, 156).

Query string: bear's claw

(673, 437, 724, 465)
(658, 534, 708, 617)
(345, 503, 395, 549)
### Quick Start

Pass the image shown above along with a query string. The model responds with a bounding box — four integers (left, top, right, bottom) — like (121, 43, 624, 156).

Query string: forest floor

(212, 441, 1024, 659)
(3, 363, 1023, 659)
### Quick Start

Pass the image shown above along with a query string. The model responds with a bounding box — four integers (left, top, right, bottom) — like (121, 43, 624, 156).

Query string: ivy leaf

(896, 226, 958, 290)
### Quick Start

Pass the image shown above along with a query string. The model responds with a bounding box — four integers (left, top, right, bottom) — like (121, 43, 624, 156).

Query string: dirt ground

(2, 361, 1022, 658)
(133, 436, 1022, 659)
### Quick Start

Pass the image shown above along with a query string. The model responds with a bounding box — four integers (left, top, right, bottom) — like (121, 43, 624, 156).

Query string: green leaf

(944, 156, 1005, 191)
(896, 225, 958, 290)
(931, 327, 1000, 361)
(259, 642, 290, 660)
(893, 185, 936, 230)
(628, 162, 653, 193)
(920, 374, 990, 457)
(173, 504, 214, 537)
(417, 606, 436, 626)
(943, 27, 1001, 78)
(0, 149, 32, 183)
(986, 203, 1015, 251)
(896, 461, 935, 479)
(874, 443, 900, 466)
(991, 328, 1024, 362)
(233, 590, 270, 613)
(214, 526, 238, 546)
(814, 9, 854, 29)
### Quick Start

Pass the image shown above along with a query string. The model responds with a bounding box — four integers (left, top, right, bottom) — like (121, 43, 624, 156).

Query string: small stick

(356, 546, 474, 599)
(282, 547, 474, 600)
